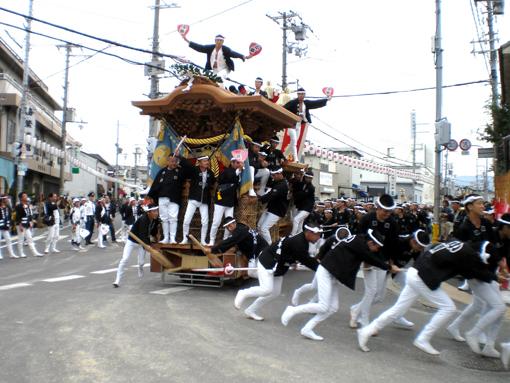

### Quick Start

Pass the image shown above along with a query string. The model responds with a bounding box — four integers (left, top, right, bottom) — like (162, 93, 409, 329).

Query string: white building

(64, 151, 111, 197)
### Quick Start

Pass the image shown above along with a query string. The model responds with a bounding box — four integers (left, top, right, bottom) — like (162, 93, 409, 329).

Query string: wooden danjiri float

(132, 75, 303, 287)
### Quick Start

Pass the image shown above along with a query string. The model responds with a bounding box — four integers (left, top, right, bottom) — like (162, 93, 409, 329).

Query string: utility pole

(266, 11, 312, 91)
(433, 0, 444, 237)
(58, 43, 75, 196)
(15, 0, 34, 198)
(148, 1, 179, 138)
(486, 0, 500, 106)
(411, 110, 417, 202)
(133, 147, 142, 187)
(114, 121, 121, 200)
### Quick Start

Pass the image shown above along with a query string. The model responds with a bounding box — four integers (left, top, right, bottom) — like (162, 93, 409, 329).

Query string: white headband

(197, 156, 209, 161)
(367, 228, 384, 247)
(146, 206, 159, 212)
(222, 218, 236, 227)
(304, 224, 323, 234)
(304, 173, 313, 178)
(375, 198, 396, 211)
(462, 195, 483, 205)
(497, 217, 510, 225)
(413, 229, 427, 248)
(270, 168, 283, 174)
(335, 226, 351, 242)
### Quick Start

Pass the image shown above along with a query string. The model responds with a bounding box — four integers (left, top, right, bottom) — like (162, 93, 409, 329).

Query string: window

(7, 119, 15, 144)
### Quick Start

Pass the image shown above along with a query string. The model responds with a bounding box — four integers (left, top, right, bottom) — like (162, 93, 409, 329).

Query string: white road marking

(0, 282, 32, 291)
(41, 275, 85, 283)
(149, 287, 192, 295)
(90, 268, 118, 274)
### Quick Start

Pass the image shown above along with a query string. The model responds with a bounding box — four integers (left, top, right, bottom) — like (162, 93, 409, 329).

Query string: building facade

(0, 37, 74, 199)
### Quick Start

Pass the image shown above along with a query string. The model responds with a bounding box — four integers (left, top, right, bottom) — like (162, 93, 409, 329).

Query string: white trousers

(291, 210, 310, 236)
(209, 204, 234, 244)
(250, 167, 270, 196)
(114, 240, 146, 285)
(45, 223, 60, 251)
(288, 124, 301, 161)
(0, 230, 16, 257)
(293, 273, 318, 304)
(350, 267, 380, 326)
(243, 261, 284, 314)
(292, 265, 340, 332)
(450, 279, 506, 345)
(257, 211, 280, 245)
(368, 267, 456, 341)
(17, 226, 39, 256)
(158, 197, 179, 242)
(182, 199, 209, 243)
(72, 225, 81, 245)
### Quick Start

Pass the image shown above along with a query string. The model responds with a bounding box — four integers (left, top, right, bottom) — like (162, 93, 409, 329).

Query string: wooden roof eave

(132, 83, 301, 129)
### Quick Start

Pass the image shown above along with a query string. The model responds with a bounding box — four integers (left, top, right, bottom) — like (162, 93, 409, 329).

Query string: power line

(162, 0, 256, 36)
(0, 6, 183, 61)
(307, 79, 489, 99)
(469, 0, 490, 76)
(310, 113, 416, 166)
(307, 122, 419, 168)
(0, 20, 181, 81)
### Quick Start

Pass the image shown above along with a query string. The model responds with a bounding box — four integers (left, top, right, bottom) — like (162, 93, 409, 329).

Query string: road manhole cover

(441, 348, 508, 372)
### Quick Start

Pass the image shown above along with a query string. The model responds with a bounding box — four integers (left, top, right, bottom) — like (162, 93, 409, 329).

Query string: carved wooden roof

(132, 77, 300, 141)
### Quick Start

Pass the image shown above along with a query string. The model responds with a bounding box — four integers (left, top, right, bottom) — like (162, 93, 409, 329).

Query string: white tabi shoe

(158, 238, 169, 244)
(0, 254, 3, 260)
(281, 306, 295, 326)
(481, 344, 500, 358)
(465, 332, 481, 354)
(9, 254, 19, 259)
(300, 328, 323, 341)
(357, 327, 372, 352)
(413, 337, 440, 356)
(446, 324, 465, 342)
(207, 241, 214, 247)
(349, 307, 359, 329)
(180, 239, 189, 245)
(138, 265, 144, 278)
(392, 317, 415, 329)
(52, 248, 61, 253)
(244, 308, 264, 321)
(19, 253, 27, 258)
(501, 342, 510, 370)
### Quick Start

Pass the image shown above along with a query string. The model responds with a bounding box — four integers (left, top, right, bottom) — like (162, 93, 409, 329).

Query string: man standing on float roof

(283, 88, 331, 162)
(181, 33, 253, 76)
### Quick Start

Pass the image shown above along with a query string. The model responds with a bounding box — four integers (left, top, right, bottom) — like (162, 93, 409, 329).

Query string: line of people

(213, 192, 510, 368)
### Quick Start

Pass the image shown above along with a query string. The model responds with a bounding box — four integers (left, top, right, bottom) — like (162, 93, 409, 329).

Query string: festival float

(131, 70, 302, 287)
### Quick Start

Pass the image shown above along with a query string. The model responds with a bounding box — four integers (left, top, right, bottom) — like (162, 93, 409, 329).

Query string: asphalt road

(0, 225, 509, 383)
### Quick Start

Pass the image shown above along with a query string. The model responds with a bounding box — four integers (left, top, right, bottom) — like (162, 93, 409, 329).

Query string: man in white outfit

(15, 192, 42, 257)
(148, 153, 191, 244)
(113, 204, 160, 288)
(208, 158, 243, 246)
(247, 142, 270, 197)
(44, 193, 61, 254)
(180, 156, 215, 245)
(0, 195, 17, 259)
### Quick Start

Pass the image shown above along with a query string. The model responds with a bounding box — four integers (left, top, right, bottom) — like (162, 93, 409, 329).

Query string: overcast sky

(1, 0, 508, 182)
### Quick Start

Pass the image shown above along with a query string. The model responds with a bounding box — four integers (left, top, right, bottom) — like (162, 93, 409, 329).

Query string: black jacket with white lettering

(0, 206, 12, 230)
(292, 179, 315, 212)
(188, 166, 216, 205)
(359, 212, 399, 262)
(128, 213, 161, 245)
(214, 167, 240, 207)
(258, 232, 319, 277)
(320, 234, 389, 290)
(211, 223, 268, 258)
(259, 178, 289, 218)
(414, 241, 496, 290)
(148, 158, 192, 204)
